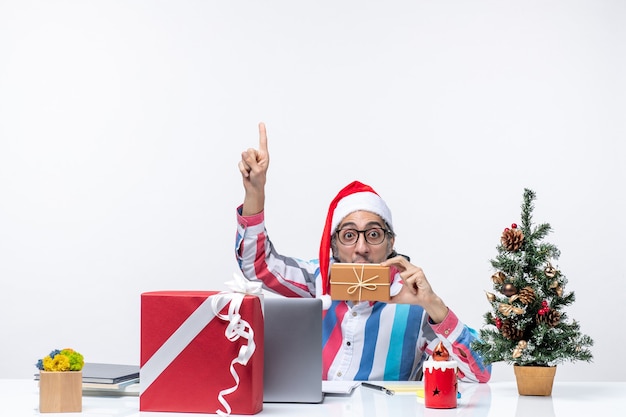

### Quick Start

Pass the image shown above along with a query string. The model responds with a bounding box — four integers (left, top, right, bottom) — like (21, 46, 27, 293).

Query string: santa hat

(318, 181, 393, 309)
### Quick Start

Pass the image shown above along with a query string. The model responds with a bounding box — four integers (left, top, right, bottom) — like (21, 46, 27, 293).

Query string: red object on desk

(424, 342, 457, 409)
(423, 360, 458, 409)
(140, 291, 264, 415)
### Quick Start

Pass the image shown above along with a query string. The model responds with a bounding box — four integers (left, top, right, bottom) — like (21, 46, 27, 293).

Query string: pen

(361, 382, 395, 396)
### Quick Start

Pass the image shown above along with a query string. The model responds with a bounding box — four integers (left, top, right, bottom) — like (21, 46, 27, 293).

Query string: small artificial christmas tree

(472, 189, 593, 370)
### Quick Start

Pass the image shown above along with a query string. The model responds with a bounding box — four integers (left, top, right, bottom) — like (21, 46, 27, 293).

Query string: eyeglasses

(335, 227, 390, 246)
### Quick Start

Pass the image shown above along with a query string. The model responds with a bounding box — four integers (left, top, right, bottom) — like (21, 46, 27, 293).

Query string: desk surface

(1, 379, 623, 417)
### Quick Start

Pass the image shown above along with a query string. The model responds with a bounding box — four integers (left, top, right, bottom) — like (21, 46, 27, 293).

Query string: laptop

(263, 296, 324, 403)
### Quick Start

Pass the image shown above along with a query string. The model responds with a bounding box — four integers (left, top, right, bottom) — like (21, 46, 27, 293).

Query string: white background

(1, 1, 624, 382)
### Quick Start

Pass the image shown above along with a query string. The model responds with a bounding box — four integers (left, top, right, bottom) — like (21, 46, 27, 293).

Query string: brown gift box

(330, 263, 391, 302)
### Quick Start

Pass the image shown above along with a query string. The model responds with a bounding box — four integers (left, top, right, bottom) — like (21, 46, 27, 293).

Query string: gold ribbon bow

(498, 302, 525, 316)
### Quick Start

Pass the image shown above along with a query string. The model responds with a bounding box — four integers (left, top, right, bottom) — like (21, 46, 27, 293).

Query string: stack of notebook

(80, 363, 140, 396)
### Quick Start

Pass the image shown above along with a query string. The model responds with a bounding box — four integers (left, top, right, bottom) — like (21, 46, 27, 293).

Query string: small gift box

(330, 263, 390, 302)
(140, 280, 264, 415)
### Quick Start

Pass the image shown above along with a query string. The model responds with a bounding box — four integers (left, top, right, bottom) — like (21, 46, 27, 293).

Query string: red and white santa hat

(318, 181, 393, 309)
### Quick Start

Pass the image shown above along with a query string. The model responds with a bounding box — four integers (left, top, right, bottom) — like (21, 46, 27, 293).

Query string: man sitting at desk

(235, 123, 491, 383)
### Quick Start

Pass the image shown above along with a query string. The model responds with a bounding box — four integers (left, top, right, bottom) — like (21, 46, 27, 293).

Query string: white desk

(1, 379, 623, 417)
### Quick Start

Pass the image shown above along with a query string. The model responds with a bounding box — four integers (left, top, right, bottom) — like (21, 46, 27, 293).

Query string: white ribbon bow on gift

(211, 273, 263, 416)
(223, 272, 264, 295)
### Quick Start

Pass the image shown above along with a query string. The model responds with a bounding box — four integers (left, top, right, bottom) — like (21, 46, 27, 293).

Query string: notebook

(263, 296, 324, 403)
(80, 363, 140, 384)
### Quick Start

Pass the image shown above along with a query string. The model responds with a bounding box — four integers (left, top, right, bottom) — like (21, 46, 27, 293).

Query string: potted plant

(471, 189, 593, 396)
(36, 348, 84, 412)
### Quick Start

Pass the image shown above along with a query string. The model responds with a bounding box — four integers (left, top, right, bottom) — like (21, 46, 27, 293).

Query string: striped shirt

(236, 206, 491, 383)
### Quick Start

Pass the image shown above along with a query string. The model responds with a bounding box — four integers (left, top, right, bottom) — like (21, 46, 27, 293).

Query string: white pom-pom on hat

(320, 294, 332, 310)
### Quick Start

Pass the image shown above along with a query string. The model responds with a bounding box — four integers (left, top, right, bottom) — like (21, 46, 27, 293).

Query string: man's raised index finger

(258, 122, 268, 152)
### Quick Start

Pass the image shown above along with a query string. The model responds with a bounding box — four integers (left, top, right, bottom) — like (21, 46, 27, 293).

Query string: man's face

(332, 210, 394, 264)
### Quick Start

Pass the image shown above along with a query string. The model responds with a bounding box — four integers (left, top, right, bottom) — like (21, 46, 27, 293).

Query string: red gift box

(140, 291, 264, 415)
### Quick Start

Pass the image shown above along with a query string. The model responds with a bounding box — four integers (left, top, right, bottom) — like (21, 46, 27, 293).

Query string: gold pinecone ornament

(500, 319, 524, 341)
(517, 287, 536, 305)
(537, 309, 561, 327)
(501, 224, 524, 251)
